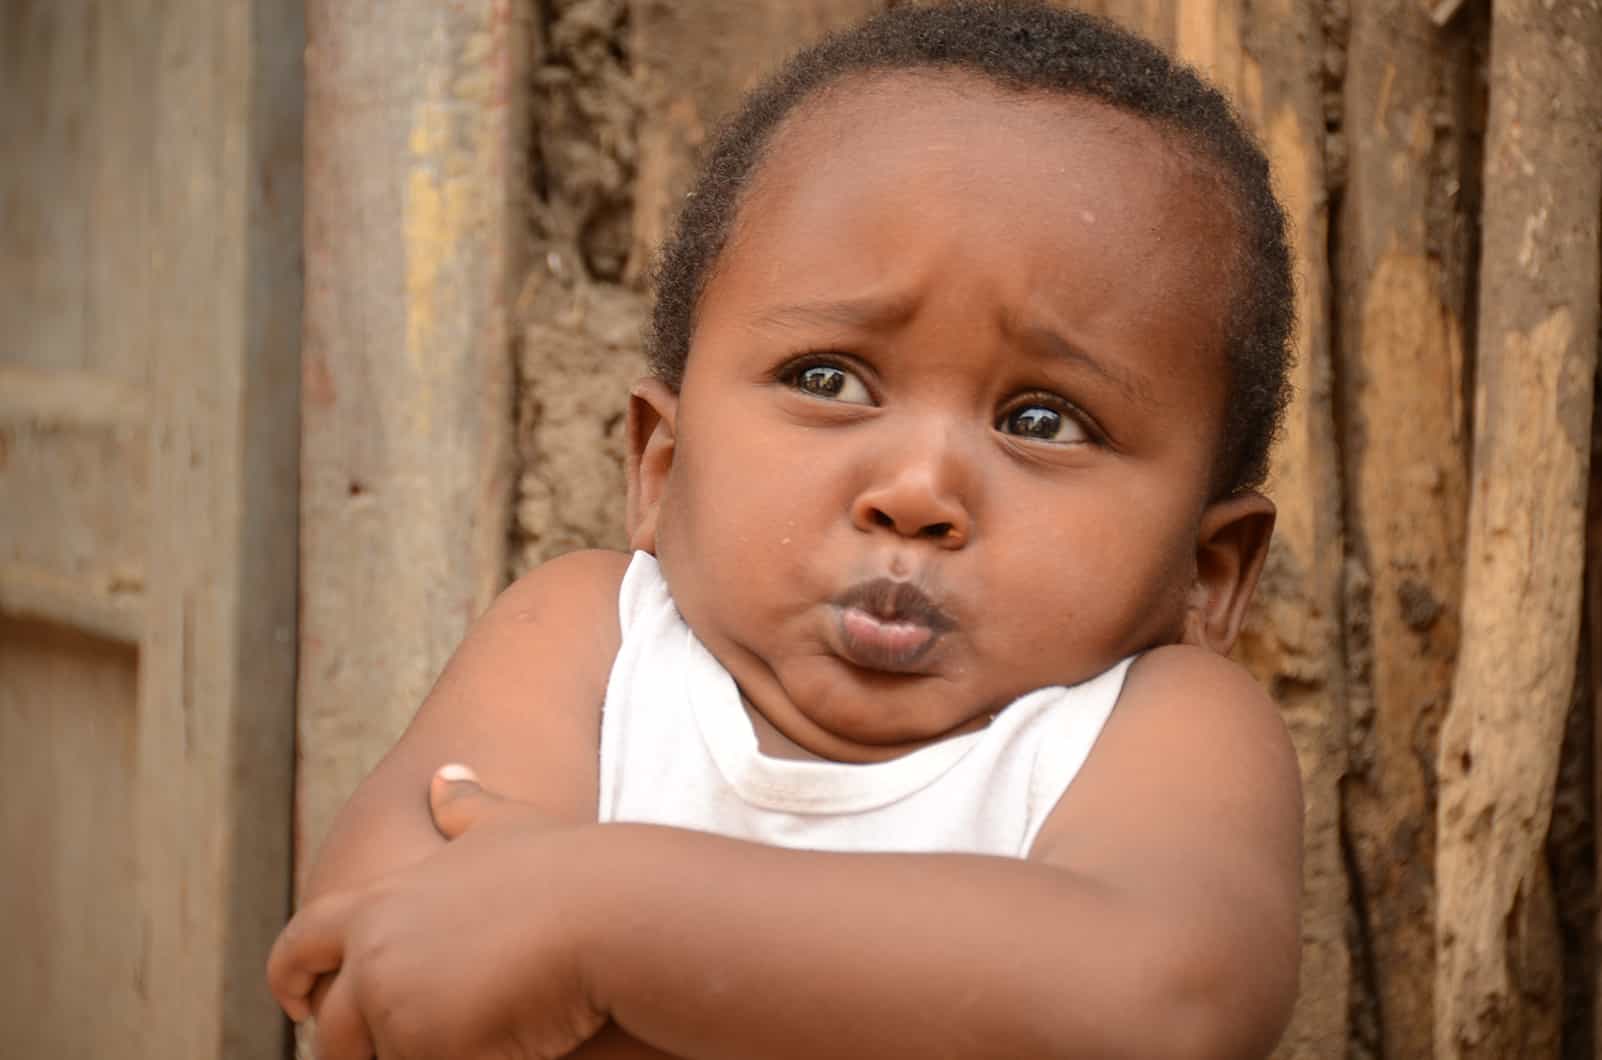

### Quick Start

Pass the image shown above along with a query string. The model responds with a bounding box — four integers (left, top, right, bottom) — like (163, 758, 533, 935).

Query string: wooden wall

(0, 2, 302, 1057)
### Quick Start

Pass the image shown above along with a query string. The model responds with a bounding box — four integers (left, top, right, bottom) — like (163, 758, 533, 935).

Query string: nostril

(872, 509, 895, 529)
(920, 522, 954, 539)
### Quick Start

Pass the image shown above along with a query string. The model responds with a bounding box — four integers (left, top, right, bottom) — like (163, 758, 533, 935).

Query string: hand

(267, 766, 606, 1060)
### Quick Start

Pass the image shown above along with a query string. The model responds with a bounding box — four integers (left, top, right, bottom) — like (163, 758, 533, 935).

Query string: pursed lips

(830, 577, 956, 672)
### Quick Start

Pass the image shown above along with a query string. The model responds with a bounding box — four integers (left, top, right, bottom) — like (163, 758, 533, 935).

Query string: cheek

(656, 433, 797, 578)
(1007, 496, 1198, 643)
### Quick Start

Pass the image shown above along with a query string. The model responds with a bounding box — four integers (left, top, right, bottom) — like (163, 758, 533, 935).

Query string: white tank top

(598, 552, 1131, 857)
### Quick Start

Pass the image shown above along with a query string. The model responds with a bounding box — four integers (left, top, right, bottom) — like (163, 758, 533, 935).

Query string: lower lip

(836, 606, 940, 672)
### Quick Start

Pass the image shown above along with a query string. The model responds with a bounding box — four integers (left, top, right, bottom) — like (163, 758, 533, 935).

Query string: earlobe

(1184, 490, 1276, 654)
(625, 377, 679, 553)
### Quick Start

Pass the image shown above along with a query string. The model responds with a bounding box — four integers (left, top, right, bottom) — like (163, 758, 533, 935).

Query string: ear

(625, 377, 679, 553)
(1182, 490, 1275, 654)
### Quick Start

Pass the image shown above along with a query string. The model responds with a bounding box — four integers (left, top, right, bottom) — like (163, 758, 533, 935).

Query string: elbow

(1136, 920, 1299, 1060)
(1035, 912, 1298, 1060)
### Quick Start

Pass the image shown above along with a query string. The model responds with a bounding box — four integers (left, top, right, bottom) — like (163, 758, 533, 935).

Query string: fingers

(429, 762, 499, 839)
(313, 967, 376, 1060)
(266, 889, 366, 1021)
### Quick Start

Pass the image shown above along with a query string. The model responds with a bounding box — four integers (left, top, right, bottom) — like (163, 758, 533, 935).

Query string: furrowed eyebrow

(1014, 321, 1158, 408)
(750, 294, 919, 332)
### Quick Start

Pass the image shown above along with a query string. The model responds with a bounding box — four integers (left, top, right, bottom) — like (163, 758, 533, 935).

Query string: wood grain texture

(297, 0, 525, 893)
(1335, 3, 1473, 1054)
(1433, 0, 1602, 1055)
(1591, 378, 1602, 1052)
(0, 407, 148, 636)
(0, 563, 143, 645)
(132, 1, 303, 1057)
(0, 619, 142, 1060)
(1173, 2, 1351, 1056)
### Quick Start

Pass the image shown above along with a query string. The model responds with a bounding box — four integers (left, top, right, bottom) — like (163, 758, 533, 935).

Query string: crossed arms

(269, 549, 1304, 1059)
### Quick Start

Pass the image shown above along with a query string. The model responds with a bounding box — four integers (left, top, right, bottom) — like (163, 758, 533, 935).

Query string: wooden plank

(1334, 3, 1473, 1055)
(0, 364, 149, 430)
(0, 407, 148, 625)
(0, 562, 142, 644)
(1433, 1, 1602, 1054)
(0, 5, 156, 1058)
(297, 0, 525, 895)
(132, 1, 303, 1057)
(1430, 0, 1471, 28)
(0, 0, 94, 374)
(1591, 382, 1602, 1053)
(0, 618, 142, 1060)
(626, 0, 886, 280)
(1172, 3, 1350, 1057)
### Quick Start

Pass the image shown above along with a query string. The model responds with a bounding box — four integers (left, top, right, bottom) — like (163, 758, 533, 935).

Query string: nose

(850, 430, 973, 549)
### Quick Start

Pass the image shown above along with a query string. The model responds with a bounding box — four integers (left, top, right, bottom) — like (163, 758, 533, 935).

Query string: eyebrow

(749, 294, 919, 333)
(1011, 320, 1159, 408)
(751, 297, 1160, 407)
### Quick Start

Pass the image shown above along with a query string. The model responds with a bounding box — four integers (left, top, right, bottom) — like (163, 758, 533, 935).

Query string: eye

(997, 400, 1090, 444)
(786, 361, 873, 405)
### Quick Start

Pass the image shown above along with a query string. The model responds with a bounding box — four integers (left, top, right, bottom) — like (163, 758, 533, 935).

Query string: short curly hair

(646, 0, 1294, 495)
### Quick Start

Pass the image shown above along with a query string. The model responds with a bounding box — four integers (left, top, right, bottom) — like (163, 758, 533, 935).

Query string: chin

(802, 694, 985, 761)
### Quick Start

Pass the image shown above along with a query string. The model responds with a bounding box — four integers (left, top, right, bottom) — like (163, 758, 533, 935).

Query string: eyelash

(995, 391, 1103, 446)
(775, 353, 1104, 446)
(776, 353, 878, 403)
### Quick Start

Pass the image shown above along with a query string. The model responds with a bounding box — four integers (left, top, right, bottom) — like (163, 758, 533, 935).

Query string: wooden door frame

(294, 0, 525, 898)
(131, 3, 303, 1057)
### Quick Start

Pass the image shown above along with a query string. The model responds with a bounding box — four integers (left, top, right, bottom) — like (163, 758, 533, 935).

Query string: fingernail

(436, 762, 479, 784)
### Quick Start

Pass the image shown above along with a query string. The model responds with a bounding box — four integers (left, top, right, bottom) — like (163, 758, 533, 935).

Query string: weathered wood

(0, 618, 141, 1059)
(1591, 383, 1602, 1053)
(0, 412, 148, 631)
(0, 563, 142, 645)
(1430, 0, 1471, 28)
(1433, 0, 1602, 1055)
(0, 1, 95, 376)
(1, 4, 157, 1056)
(1172, 3, 1350, 1057)
(297, 0, 525, 896)
(0, 364, 149, 430)
(626, 0, 886, 281)
(132, 1, 303, 1057)
(1335, 3, 1473, 1055)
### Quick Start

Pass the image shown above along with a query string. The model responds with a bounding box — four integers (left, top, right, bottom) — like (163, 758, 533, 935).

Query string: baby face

(632, 73, 1258, 763)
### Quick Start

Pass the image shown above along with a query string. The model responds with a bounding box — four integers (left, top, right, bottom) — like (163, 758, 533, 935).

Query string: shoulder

(441, 546, 634, 714)
(1030, 645, 1302, 1054)
(489, 547, 635, 624)
(1116, 644, 1297, 759)
(1042, 644, 1302, 827)
(401, 548, 638, 818)
(1064, 644, 1303, 852)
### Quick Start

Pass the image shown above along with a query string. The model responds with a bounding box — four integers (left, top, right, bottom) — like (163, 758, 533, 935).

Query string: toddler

(269, 3, 1304, 1057)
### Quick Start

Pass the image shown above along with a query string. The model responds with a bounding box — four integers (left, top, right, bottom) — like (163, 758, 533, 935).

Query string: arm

(280, 548, 680, 1059)
(575, 644, 1302, 1060)
(279, 643, 1300, 1059)
(297, 548, 628, 904)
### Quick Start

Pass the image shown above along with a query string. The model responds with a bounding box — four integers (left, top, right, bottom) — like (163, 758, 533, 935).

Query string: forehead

(700, 70, 1237, 406)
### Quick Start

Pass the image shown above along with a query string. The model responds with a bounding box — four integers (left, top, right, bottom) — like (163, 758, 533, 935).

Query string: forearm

(300, 770, 445, 902)
(561, 825, 1269, 1060)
